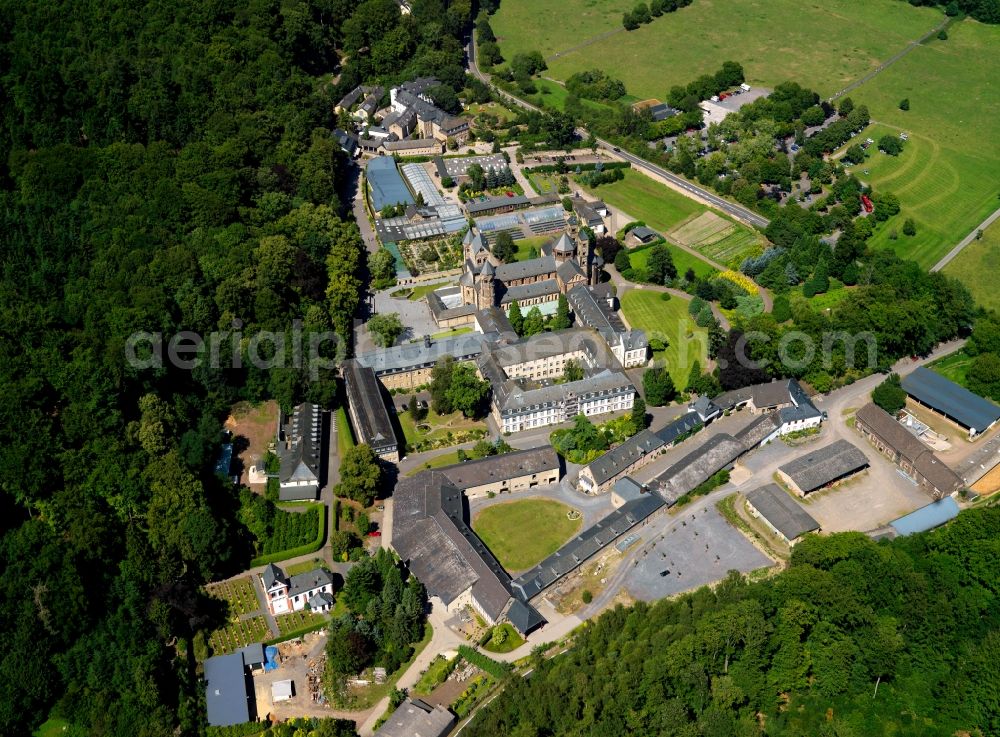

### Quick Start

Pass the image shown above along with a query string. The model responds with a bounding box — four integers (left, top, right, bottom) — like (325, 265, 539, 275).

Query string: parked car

(367, 530, 382, 537)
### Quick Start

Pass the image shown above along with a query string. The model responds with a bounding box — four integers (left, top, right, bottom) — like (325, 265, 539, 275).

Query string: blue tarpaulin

(264, 645, 279, 672)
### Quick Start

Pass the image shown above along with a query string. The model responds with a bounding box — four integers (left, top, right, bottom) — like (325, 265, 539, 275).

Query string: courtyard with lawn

(840, 20, 1000, 270)
(398, 407, 489, 453)
(472, 498, 582, 572)
(620, 290, 708, 388)
(494, 0, 944, 100)
(944, 220, 1000, 314)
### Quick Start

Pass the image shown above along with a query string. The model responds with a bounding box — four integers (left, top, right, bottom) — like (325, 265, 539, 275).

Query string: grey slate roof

(629, 225, 658, 241)
(855, 403, 963, 493)
(204, 653, 251, 727)
(585, 429, 665, 486)
(734, 411, 782, 449)
(902, 366, 1000, 433)
(308, 591, 335, 609)
(512, 492, 665, 600)
(500, 278, 561, 303)
(613, 476, 645, 503)
(653, 433, 744, 504)
(238, 643, 265, 668)
(277, 403, 322, 494)
(778, 439, 869, 493)
(655, 412, 704, 445)
(382, 138, 441, 152)
(375, 698, 455, 737)
(343, 359, 399, 454)
(288, 568, 334, 598)
(556, 259, 585, 284)
(746, 484, 820, 541)
(476, 306, 516, 339)
(262, 563, 286, 590)
(439, 447, 559, 489)
(391, 470, 545, 625)
(494, 255, 556, 283)
(506, 599, 546, 635)
(355, 332, 491, 375)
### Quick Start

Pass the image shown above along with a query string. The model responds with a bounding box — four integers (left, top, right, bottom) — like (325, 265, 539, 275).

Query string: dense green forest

(469, 508, 1000, 736)
(0, 0, 472, 734)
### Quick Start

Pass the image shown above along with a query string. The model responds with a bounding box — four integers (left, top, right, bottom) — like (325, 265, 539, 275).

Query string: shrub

(581, 590, 593, 604)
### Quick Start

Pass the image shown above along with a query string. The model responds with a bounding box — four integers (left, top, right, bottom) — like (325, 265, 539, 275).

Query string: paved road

(349, 164, 380, 256)
(827, 16, 952, 102)
(466, 39, 770, 230)
(931, 206, 1000, 272)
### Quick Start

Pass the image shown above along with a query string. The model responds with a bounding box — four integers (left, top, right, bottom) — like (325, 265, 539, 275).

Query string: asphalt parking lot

(625, 506, 772, 602)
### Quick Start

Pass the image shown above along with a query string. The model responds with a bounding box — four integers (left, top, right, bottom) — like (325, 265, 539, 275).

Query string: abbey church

(458, 224, 602, 312)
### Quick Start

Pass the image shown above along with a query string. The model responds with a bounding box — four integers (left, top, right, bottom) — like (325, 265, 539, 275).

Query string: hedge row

(250, 505, 327, 567)
(458, 645, 512, 680)
(524, 160, 630, 174)
(260, 505, 322, 555)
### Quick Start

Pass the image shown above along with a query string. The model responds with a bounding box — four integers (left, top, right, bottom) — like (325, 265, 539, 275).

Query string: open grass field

(668, 212, 764, 268)
(629, 243, 717, 282)
(582, 169, 707, 232)
(929, 349, 975, 387)
(620, 290, 708, 387)
(472, 499, 582, 572)
(944, 220, 1000, 313)
(790, 279, 853, 312)
(405, 449, 463, 476)
(841, 20, 1000, 269)
(494, 0, 943, 100)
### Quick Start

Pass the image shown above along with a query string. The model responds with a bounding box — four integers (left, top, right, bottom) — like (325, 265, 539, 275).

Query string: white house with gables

(261, 563, 335, 615)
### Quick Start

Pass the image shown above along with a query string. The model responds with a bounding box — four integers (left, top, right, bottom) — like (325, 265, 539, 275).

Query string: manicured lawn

(629, 243, 717, 283)
(284, 557, 330, 577)
(399, 408, 488, 450)
(430, 326, 473, 340)
(620, 289, 708, 387)
(405, 449, 463, 476)
(409, 281, 455, 301)
(790, 280, 853, 312)
(583, 169, 706, 234)
(495, 0, 943, 99)
(482, 623, 526, 654)
(929, 349, 975, 387)
(514, 235, 555, 260)
(840, 20, 1000, 270)
(944, 220, 1000, 314)
(464, 101, 519, 123)
(472, 498, 582, 572)
(335, 406, 355, 457)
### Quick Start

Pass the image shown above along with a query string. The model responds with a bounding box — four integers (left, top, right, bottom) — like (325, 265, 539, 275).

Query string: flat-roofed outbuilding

(777, 439, 869, 496)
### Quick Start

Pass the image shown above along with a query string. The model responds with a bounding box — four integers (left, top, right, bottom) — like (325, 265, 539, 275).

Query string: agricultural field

(472, 499, 582, 572)
(494, 0, 943, 100)
(581, 169, 707, 232)
(841, 21, 1000, 269)
(628, 243, 717, 282)
(619, 290, 708, 387)
(668, 212, 764, 268)
(943, 220, 1000, 313)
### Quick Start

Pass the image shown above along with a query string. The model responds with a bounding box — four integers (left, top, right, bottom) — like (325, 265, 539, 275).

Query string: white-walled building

(261, 564, 335, 616)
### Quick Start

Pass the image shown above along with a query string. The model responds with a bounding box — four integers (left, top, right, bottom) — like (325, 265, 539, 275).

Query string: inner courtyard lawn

(472, 498, 582, 572)
(619, 289, 708, 388)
